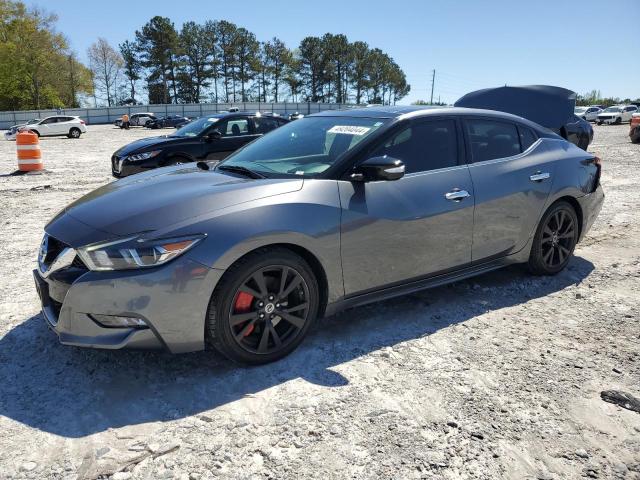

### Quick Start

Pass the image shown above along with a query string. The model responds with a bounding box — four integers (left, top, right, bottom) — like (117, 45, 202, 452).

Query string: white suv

(596, 105, 638, 125)
(28, 116, 87, 138)
(574, 106, 602, 122)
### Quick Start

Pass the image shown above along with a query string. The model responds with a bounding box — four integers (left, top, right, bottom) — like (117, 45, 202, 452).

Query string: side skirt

(324, 245, 532, 318)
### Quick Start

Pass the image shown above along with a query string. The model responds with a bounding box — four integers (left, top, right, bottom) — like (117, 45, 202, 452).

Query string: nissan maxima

(34, 106, 604, 364)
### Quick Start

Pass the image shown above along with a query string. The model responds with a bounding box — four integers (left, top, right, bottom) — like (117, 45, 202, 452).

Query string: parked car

(114, 112, 156, 128)
(574, 106, 602, 122)
(288, 112, 304, 121)
(596, 105, 639, 125)
(630, 113, 640, 143)
(146, 115, 191, 129)
(35, 106, 603, 364)
(111, 112, 289, 177)
(25, 116, 87, 138)
(3, 118, 40, 140)
(455, 85, 594, 150)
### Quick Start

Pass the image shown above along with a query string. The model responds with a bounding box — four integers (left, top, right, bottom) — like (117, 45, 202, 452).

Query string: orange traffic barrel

(16, 130, 42, 171)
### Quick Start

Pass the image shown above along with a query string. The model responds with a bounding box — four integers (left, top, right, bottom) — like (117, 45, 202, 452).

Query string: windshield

(172, 116, 220, 137)
(574, 107, 587, 113)
(219, 116, 388, 177)
(603, 107, 622, 113)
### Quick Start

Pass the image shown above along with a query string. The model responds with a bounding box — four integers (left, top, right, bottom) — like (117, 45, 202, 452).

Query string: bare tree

(87, 38, 123, 106)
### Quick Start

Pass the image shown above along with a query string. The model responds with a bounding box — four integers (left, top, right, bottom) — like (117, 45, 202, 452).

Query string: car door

(203, 117, 259, 161)
(339, 117, 475, 295)
(463, 117, 555, 262)
(55, 117, 73, 135)
(37, 117, 58, 136)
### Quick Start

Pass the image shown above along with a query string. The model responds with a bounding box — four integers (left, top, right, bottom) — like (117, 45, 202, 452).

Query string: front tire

(615, 117, 622, 125)
(528, 201, 579, 275)
(206, 248, 320, 365)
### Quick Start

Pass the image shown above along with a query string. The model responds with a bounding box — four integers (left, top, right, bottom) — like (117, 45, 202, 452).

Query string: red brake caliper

(234, 291, 255, 336)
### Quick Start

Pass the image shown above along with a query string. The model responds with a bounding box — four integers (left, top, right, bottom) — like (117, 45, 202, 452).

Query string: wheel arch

(165, 151, 195, 164)
(547, 195, 584, 240)
(215, 242, 330, 318)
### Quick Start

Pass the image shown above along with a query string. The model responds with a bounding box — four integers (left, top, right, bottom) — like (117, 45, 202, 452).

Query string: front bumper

(577, 184, 604, 242)
(111, 154, 161, 178)
(33, 254, 223, 353)
(597, 116, 618, 124)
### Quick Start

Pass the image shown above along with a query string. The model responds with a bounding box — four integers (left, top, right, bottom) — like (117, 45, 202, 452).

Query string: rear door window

(253, 116, 280, 134)
(215, 118, 250, 136)
(371, 119, 458, 174)
(465, 119, 521, 162)
(517, 125, 537, 151)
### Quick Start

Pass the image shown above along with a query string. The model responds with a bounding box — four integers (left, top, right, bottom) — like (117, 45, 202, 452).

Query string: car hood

(114, 135, 189, 156)
(57, 166, 303, 240)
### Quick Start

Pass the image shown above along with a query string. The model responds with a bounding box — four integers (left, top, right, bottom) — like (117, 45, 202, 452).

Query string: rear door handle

(530, 171, 550, 182)
(445, 189, 471, 201)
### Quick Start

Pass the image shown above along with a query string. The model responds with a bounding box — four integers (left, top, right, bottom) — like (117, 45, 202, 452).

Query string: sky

(24, 0, 639, 105)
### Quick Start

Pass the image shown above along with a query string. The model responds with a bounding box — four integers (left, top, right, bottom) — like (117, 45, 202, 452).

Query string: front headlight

(127, 150, 161, 162)
(77, 235, 205, 271)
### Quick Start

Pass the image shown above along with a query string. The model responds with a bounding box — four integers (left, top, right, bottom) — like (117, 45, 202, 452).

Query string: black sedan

(111, 112, 288, 177)
(455, 85, 593, 150)
(145, 114, 190, 129)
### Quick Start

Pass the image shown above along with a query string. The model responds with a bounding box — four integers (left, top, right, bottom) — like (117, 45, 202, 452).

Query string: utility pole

(430, 69, 435, 104)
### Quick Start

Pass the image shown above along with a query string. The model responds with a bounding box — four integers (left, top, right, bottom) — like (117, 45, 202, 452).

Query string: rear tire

(68, 127, 81, 139)
(528, 201, 579, 275)
(206, 248, 320, 365)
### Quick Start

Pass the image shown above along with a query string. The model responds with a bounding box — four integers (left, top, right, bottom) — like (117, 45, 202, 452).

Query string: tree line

(0, 2, 410, 110)
(576, 90, 639, 108)
(0, 0, 92, 110)
(89, 16, 410, 107)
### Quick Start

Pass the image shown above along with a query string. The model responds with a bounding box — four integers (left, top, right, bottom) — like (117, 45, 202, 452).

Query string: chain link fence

(0, 102, 356, 129)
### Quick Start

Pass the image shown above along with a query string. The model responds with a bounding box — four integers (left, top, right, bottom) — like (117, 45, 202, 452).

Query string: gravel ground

(0, 124, 639, 480)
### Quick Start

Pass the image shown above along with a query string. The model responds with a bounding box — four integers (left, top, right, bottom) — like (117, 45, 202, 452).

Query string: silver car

(34, 106, 604, 364)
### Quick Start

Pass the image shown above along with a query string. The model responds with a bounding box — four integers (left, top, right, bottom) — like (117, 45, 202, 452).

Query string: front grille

(42, 235, 66, 267)
(112, 155, 123, 175)
(71, 254, 88, 270)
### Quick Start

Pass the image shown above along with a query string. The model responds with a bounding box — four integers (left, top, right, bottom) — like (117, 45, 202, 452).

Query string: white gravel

(0, 124, 639, 479)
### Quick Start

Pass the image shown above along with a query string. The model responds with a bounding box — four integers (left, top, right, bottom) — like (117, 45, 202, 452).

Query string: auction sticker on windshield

(327, 125, 371, 135)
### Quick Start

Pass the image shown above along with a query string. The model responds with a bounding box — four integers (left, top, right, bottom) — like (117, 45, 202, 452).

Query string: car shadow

(0, 257, 594, 438)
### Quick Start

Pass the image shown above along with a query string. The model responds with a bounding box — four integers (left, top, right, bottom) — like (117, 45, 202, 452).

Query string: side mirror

(351, 156, 405, 182)
(205, 129, 222, 142)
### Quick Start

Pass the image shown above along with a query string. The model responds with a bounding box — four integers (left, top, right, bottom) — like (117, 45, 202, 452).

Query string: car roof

(310, 106, 545, 128)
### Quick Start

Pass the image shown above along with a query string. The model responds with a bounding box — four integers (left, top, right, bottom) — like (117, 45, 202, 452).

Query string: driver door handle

(445, 189, 471, 201)
(530, 171, 550, 182)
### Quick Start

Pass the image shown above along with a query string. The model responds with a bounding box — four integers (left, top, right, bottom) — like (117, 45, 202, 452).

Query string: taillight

(80, 120, 85, 125)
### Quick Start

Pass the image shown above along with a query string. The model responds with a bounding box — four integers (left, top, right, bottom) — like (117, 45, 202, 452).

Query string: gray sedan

(34, 106, 604, 364)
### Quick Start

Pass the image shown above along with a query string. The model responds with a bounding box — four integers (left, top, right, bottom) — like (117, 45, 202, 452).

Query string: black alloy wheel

(207, 248, 319, 364)
(528, 201, 579, 275)
(229, 266, 310, 355)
